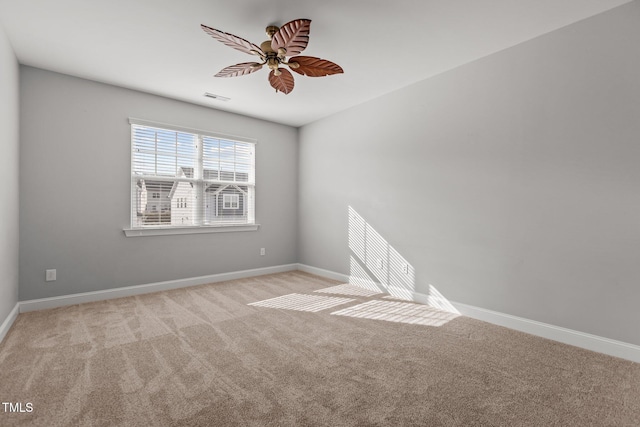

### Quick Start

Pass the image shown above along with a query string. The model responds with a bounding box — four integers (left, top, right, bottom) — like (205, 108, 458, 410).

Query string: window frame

(124, 118, 259, 237)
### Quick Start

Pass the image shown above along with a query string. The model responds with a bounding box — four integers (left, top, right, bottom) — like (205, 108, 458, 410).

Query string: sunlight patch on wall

(314, 284, 383, 298)
(248, 294, 354, 313)
(332, 300, 459, 327)
(349, 256, 384, 292)
(348, 206, 367, 263)
(347, 206, 459, 315)
(348, 206, 416, 296)
(425, 284, 459, 313)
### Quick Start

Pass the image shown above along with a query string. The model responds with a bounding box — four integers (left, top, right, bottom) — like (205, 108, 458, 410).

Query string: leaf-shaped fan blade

(271, 19, 311, 56)
(215, 62, 263, 78)
(288, 56, 344, 77)
(201, 24, 264, 56)
(268, 68, 295, 94)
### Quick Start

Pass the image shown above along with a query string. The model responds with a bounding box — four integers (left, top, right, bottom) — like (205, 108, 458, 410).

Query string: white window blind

(130, 119, 255, 229)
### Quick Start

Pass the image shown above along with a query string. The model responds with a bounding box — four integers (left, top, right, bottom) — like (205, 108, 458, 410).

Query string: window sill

(123, 224, 260, 237)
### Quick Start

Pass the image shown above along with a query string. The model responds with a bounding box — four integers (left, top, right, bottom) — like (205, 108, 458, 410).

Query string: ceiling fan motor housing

(260, 39, 282, 75)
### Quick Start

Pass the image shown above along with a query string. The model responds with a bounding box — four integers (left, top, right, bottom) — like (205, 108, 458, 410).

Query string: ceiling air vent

(203, 92, 230, 102)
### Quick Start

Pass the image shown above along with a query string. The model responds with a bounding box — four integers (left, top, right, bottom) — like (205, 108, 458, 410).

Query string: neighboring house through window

(129, 119, 256, 229)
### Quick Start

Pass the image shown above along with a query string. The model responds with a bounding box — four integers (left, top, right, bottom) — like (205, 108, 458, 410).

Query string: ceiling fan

(201, 19, 343, 94)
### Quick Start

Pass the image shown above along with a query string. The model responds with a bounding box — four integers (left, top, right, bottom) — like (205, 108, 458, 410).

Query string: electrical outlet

(45, 269, 56, 282)
(403, 263, 409, 274)
(376, 259, 384, 269)
(260, 248, 266, 256)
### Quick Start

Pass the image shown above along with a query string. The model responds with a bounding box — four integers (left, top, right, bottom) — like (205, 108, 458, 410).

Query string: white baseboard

(302, 265, 640, 364)
(297, 264, 349, 282)
(451, 302, 640, 363)
(0, 303, 20, 344)
(12, 263, 640, 364)
(19, 264, 298, 313)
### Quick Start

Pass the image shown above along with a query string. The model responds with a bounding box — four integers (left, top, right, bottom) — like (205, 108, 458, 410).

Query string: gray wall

(298, 2, 640, 345)
(0, 26, 19, 323)
(19, 67, 298, 301)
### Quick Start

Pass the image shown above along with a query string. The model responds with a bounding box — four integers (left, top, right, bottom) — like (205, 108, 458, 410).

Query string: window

(176, 198, 188, 209)
(177, 198, 187, 209)
(223, 194, 240, 209)
(128, 119, 256, 234)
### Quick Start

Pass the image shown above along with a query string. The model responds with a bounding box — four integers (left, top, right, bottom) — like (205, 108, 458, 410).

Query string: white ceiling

(0, 0, 632, 127)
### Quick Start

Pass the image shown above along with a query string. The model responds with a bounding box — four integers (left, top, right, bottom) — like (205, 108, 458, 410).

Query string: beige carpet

(0, 271, 639, 426)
